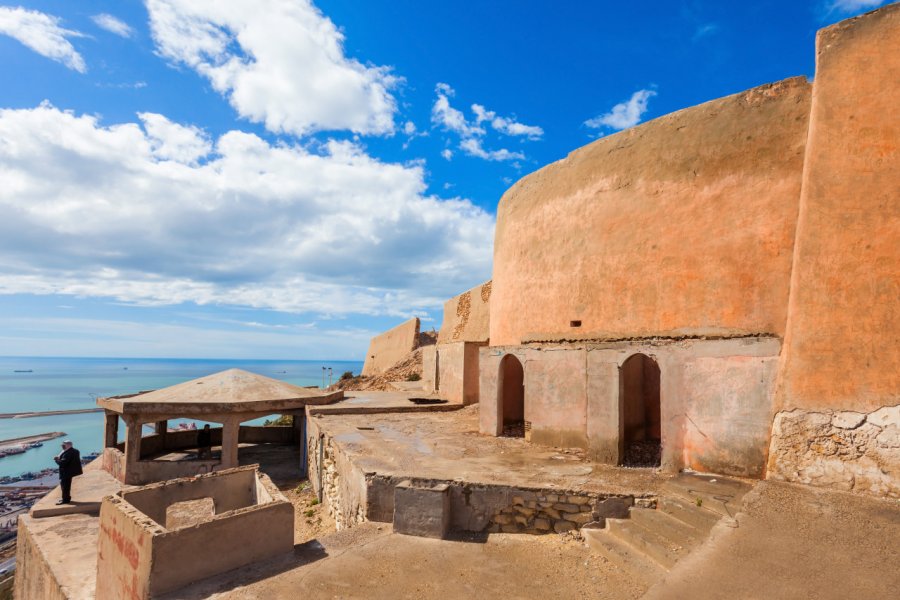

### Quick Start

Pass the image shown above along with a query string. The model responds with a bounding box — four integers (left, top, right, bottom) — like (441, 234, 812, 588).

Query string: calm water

(0, 357, 362, 477)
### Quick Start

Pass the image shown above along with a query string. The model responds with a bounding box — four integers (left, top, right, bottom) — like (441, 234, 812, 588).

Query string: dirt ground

(645, 480, 900, 599)
(165, 523, 647, 600)
(281, 480, 336, 543)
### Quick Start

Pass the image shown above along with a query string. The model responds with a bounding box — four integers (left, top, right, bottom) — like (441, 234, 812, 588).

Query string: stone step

(628, 507, 703, 550)
(606, 517, 685, 569)
(657, 496, 720, 534)
(661, 473, 752, 518)
(582, 528, 666, 587)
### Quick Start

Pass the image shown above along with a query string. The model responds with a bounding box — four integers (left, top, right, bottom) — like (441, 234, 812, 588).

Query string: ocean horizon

(0, 356, 364, 478)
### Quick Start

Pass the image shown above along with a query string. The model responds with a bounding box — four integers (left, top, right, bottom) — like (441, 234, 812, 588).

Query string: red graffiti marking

(100, 522, 141, 570)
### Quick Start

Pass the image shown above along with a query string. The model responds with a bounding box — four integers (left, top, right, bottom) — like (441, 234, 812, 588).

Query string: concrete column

(104, 411, 119, 448)
(155, 420, 168, 450)
(221, 419, 240, 468)
(124, 417, 142, 470)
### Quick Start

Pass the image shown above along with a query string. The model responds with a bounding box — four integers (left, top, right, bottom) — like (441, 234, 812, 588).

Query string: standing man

(54, 440, 83, 505)
(197, 424, 212, 459)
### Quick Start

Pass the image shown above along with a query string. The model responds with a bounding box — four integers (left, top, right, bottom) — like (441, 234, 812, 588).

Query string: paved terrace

(312, 404, 668, 495)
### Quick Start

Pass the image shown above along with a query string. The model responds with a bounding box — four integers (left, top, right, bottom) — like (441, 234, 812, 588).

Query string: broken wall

(361, 317, 420, 376)
(770, 5, 900, 497)
(437, 281, 491, 344)
(489, 77, 811, 347)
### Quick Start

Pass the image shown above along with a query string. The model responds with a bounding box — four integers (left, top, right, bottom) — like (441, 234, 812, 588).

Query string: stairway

(583, 472, 753, 585)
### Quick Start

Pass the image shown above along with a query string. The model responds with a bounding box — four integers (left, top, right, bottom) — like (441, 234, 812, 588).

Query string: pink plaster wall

(490, 78, 811, 346)
(777, 4, 900, 412)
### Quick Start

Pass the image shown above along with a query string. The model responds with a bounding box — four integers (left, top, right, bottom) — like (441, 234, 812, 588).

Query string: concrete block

(393, 480, 451, 539)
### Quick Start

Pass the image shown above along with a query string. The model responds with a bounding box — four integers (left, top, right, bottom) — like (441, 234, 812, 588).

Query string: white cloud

(585, 89, 656, 131)
(0, 104, 494, 316)
(472, 103, 543, 139)
(459, 138, 524, 162)
(0, 7, 86, 72)
(138, 113, 212, 164)
(432, 83, 540, 162)
(403, 121, 417, 135)
(145, 0, 399, 136)
(91, 13, 134, 38)
(431, 84, 484, 138)
(827, 0, 886, 13)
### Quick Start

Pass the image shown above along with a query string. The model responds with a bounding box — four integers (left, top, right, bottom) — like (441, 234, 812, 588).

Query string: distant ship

(13, 370, 32, 373)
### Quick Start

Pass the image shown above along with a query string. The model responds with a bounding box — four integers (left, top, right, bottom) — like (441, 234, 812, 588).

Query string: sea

(0, 356, 363, 479)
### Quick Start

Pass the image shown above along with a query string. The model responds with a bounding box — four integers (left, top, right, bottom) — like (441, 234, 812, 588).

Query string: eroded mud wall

(489, 78, 811, 346)
(770, 5, 900, 497)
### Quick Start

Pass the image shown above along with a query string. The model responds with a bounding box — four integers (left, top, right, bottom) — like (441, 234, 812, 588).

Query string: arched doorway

(620, 353, 661, 467)
(498, 354, 525, 437)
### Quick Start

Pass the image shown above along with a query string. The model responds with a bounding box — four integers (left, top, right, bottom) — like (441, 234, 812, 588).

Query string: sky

(0, 0, 891, 360)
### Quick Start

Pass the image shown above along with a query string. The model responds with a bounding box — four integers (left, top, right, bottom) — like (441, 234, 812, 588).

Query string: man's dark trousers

(60, 476, 72, 503)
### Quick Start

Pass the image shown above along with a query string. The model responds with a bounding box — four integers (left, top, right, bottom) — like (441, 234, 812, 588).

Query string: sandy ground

(165, 523, 646, 600)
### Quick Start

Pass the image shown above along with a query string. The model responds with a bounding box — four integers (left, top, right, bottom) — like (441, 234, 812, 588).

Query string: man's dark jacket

(57, 447, 83, 479)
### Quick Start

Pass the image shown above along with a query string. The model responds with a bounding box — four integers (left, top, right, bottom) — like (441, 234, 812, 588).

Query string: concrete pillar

(221, 419, 240, 469)
(155, 420, 168, 450)
(124, 417, 142, 470)
(104, 411, 119, 448)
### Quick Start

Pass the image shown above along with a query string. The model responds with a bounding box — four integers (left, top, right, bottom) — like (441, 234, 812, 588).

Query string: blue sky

(0, 0, 890, 360)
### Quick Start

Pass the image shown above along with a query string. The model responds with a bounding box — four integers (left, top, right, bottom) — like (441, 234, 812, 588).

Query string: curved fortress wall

(769, 5, 900, 497)
(490, 77, 811, 347)
(481, 78, 813, 476)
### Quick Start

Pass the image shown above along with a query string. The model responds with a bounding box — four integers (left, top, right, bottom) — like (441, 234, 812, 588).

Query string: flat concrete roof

(98, 368, 342, 416)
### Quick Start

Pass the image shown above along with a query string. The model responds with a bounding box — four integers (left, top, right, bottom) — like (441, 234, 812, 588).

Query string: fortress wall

(770, 5, 900, 497)
(437, 281, 492, 344)
(489, 77, 811, 346)
(361, 317, 420, 376)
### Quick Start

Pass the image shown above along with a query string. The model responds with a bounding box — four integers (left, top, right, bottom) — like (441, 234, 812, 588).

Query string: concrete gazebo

(97, 369, 343, 485)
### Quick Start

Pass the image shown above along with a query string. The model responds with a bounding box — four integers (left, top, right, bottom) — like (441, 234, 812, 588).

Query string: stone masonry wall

(487, 492, 655, 535)
(307, 424, 366, 530)
(767, 405, 899, 498)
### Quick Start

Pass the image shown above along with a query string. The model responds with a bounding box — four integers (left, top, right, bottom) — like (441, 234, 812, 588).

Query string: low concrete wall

(122, 467, 257, 525)
(101, 447, 126, 482)
(437, 281, 491, 344)
(767, 405, 899, 498)
(96, 497, 155, 600)
(361, 317, 420, 376)
(96, 467, 293, 598)
(480, 337, 780, 477)
(151, 500, 292, 595)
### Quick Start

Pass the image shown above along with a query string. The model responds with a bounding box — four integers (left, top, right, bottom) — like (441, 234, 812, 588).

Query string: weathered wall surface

(770, 5, 900, 497)
(14, 515, 79, 600)
(95, 498, 155, 600)
(437, 281, 492, 344)
(480, 337, 780, 477)
(768, 406, 899, 498)
(307, 416, 368, 529)
(776, 6, 899, 413)
(490, 78, 811, 346)
(433, 341, 485, 405)
(361, 317, 420, 376)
